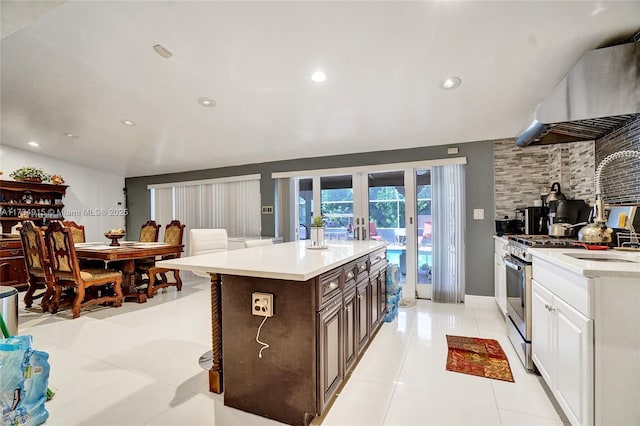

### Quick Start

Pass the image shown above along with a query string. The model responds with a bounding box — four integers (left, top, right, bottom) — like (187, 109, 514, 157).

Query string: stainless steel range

(504, 236, 577, 371)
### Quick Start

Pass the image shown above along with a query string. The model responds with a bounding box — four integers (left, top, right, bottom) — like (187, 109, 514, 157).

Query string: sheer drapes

(431, 164, 466, 303)
(150, 177, 261, 248)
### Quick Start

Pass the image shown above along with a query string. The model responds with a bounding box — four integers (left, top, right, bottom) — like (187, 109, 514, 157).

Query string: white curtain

(151, 187, 174, 235)
(431, 164, 466, 303)
(150, 177, 261, 249)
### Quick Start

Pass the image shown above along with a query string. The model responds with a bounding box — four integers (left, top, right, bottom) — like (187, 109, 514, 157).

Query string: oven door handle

(504, 258, 524, 271)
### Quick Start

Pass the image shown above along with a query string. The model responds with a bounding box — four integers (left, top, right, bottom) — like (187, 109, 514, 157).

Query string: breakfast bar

(158, 240, 388, 425)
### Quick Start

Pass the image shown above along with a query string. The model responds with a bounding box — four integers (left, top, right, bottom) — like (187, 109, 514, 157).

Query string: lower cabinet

(356, 278, 370, 354)
(493, 237, 507, 315)
(532, 279, 593, 426)
(317, 251, 387, 416)
(343, 286, 357, 374)
(0, 238, 28, 290)
(318, 294, 344, 413)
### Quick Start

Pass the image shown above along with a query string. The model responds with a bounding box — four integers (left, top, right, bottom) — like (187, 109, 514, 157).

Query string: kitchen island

(529, 248, 640, 426)
(158, 240, 387, 425)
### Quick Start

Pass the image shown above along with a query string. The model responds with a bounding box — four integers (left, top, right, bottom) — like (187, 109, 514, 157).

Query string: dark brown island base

(159, 240, 387, 425)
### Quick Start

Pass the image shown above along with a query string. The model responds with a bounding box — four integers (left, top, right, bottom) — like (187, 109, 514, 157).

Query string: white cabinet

(493, 237, 507, 315)
(532, 279, 593, 426)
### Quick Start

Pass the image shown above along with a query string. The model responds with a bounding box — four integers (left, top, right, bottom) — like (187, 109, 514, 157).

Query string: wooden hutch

(0, 180, 68, 290)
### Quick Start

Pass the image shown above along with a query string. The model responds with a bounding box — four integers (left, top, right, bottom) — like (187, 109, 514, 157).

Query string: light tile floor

(16, 276, 566, 425)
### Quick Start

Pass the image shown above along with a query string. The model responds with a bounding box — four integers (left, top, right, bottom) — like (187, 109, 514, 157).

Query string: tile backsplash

(494, 114, 639, 219)
(595, 115, 640, 205)
(494, 139, 594, 219)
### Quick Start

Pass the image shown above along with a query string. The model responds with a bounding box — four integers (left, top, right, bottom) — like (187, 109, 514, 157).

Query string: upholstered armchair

(139, 220, 161, 242)
(145, 220, 185, 297)
(44, 221, 123, 318)
(61, 220, 86, 243)
(18, 221, 55, 311)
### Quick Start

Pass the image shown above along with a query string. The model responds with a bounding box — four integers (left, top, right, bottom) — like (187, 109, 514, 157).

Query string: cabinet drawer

(318, 269, 342, 308)
(368, 249, 386, 271)
(0, 247, 24, 258)
(343, 262, 357, 290)
(0, 240, 22, 251)
(354, 257, 368, 280)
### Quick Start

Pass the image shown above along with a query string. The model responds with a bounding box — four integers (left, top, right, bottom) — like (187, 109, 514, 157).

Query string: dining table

(74, 241, 183, 303)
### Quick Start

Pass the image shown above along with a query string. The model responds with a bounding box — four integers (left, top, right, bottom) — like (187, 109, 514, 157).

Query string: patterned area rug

(445, 335, 515, 382)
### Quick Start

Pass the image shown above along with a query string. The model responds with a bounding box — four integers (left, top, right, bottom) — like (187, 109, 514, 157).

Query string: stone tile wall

(595, 115, 640, 205)
(493, 139, 549, 219)
(494, 140, 595, 219)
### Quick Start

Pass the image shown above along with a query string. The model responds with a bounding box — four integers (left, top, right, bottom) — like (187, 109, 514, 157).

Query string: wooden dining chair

(18, 221, 55, 311)
(61, 220, 86, 243)
(44, 221, 124, 318)
(145, 220, 185, 297)
(139, 220, 161, 242)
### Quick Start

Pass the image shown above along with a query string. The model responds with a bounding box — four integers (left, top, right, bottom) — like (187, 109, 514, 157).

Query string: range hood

(515, 40, 640, 147)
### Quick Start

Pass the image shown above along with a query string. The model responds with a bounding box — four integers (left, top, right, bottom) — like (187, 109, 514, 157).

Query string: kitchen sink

(564, 253, 639, 263)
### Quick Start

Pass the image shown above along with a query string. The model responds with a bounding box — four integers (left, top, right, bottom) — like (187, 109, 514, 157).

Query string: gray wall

(125, 140, 496, 296)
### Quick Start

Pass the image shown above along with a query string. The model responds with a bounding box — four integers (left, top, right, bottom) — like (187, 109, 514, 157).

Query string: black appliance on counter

(549, 199, 591, 225)
(524, 206, 548, 234)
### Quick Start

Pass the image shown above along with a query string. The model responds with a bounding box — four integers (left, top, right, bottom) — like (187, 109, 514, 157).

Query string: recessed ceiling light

(121, 120, 136, 126)
(28, 141, 40, 147)
(311, 70, 326, 83)
(198, 97, 216, 108)
(153, 44, 173, 59)
(440, 77, 462, 90)
(63, 132, 78, 138)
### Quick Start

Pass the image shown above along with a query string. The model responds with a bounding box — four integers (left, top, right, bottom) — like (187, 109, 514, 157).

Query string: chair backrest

(163, 220, 185, 246)
(18, 221, 53, 280)
(189, 229, 228, 256)
(44, 221, 82, 283)
(244, 239, 273, 248)
(62, 220, 86, 243)
(139, 220, 161, 242)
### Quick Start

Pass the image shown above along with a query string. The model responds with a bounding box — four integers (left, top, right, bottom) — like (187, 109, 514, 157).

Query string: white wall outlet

(252, 292, 274, 317)
(473, 209, 485, 220)
(261, 206, 274, 214)
(447, 147, 459, 155)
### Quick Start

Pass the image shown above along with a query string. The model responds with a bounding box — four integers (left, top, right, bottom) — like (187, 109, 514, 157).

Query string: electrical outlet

(252, 292, 274, 317)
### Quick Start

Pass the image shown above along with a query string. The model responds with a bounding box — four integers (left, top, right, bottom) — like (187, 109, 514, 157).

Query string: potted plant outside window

(9, 167, 51, 183)
(310, 216, 326, 247)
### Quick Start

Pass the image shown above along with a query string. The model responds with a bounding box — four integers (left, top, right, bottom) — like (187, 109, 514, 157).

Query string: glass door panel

(298, 178, 313, 240)
(368, 171, 407, 285)
(321, 175, 354, 241)
(416, 169, 432, 299)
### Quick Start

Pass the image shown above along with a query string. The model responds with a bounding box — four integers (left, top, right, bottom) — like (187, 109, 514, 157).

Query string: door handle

(355, 227, 360, 240)
(362, 226, 367, 240)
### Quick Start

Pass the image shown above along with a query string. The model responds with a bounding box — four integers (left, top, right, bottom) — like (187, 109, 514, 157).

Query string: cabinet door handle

(328, 281, 338, 291)
(544, 304, 555, 312)
(9, 250, 20, 255)
(359, 264, 366, 271)
(355, 227, 360, 240)
(358, 294, 363, 300)
(346, 272, 354, 280)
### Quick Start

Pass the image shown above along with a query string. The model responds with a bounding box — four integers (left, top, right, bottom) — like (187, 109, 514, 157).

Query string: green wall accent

(125, 141, 496, 296)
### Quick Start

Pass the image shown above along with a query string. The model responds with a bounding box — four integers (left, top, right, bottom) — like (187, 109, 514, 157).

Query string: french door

(294, 169, 431, 300)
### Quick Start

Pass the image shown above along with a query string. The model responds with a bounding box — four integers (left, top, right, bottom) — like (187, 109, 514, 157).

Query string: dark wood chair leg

(147, 267, 157, 298)
(24, 279, 36, 308)
(175, 270, 182, 291)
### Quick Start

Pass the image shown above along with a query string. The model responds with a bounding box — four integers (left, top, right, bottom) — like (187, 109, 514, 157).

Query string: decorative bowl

(104, 232, 125, 246)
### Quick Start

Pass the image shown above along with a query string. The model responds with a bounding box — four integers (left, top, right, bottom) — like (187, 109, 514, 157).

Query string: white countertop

(530, 247, 640, 278)
(157, 240, 386, 281)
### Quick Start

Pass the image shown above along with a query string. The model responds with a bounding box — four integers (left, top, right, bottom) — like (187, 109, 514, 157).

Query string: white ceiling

(2, 1, 639, 178)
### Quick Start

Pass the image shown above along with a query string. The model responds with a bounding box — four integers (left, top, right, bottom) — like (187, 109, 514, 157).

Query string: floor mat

(445, 334, 514, 382)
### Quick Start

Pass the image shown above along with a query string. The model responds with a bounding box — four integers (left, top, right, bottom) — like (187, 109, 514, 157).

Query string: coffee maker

(524, 206, 548, 235)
